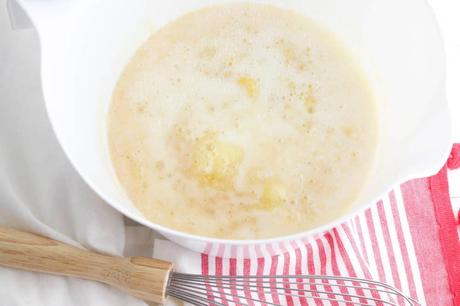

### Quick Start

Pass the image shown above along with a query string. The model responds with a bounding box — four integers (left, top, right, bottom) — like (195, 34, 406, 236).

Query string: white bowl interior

(19, 0, 451, 246)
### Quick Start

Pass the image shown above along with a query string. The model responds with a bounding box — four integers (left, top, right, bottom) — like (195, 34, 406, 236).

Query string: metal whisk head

(167, 273, 420, 305)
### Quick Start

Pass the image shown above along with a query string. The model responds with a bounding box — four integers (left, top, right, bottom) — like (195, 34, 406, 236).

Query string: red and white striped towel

(154, 144, 460, 306)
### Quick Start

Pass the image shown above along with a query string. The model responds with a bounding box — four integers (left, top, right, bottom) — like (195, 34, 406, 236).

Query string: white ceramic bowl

(17, 0, 451, 257)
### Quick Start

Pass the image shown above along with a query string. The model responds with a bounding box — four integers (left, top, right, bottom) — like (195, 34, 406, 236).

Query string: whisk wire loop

(168, 272, 420, 306)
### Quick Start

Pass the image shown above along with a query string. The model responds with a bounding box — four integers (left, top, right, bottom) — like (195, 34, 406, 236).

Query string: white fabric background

(0, 0, 458, 305)
(0, 2, 146, 305)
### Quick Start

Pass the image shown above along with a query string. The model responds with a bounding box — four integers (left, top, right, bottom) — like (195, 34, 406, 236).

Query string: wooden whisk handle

(0, 227, 173, 304)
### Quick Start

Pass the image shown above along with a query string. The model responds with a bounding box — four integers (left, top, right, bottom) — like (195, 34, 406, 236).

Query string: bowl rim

(24, 0, 453, 246)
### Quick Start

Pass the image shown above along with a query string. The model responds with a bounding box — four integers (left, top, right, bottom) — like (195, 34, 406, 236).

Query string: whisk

(0, 227, 419, 305)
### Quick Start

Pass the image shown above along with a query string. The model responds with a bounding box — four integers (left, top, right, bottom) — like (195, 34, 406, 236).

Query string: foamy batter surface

(108, 4, 378, 239)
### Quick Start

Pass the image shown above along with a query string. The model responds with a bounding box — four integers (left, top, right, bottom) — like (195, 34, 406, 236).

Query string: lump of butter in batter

(260, 181, 286, 209)
(237, 76, 259, 100)
(190, 132, 244, 190)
